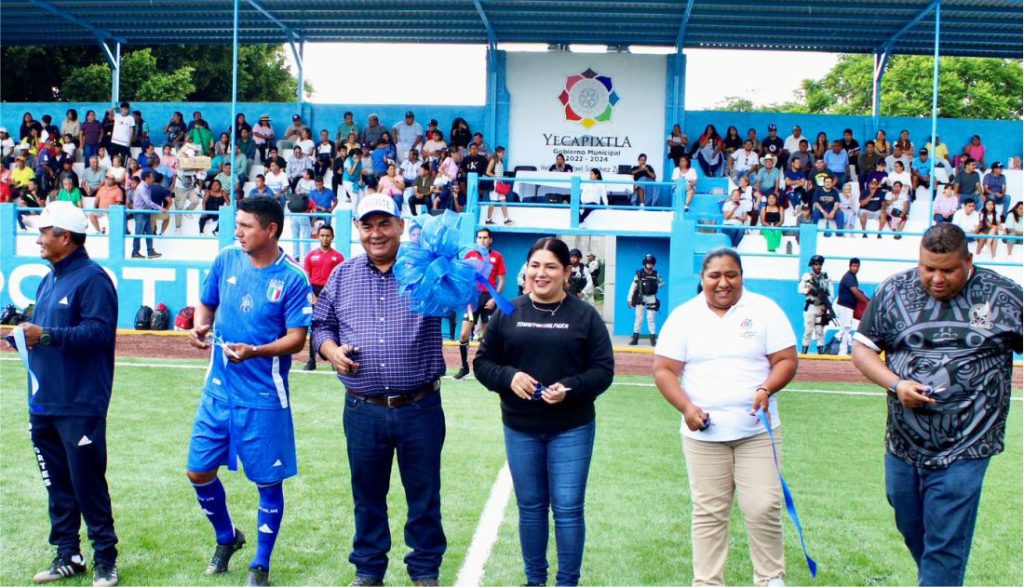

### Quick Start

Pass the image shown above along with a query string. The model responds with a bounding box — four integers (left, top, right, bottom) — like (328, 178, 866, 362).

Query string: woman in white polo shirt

(654, 248, 798, 587)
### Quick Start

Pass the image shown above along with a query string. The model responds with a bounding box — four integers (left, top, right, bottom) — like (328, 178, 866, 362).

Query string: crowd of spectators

(0, 106, 1019, 258)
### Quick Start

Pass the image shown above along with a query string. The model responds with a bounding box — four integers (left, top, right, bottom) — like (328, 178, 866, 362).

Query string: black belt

(346, 380, 440, 408)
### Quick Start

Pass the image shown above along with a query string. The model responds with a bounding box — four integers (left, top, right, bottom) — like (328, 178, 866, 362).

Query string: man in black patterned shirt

(852, 223, 1022, 586)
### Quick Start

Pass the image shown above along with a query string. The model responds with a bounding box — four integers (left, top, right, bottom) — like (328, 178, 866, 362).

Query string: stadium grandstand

(1, 0, 1022, 338)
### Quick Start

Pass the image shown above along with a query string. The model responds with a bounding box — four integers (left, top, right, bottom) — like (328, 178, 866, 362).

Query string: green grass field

(1, 357, 1020, 586)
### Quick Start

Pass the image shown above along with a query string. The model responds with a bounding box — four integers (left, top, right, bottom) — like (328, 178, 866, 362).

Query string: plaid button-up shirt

(311, 254, 444, 395)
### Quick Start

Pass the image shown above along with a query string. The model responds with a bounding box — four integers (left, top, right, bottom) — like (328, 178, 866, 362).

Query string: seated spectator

(579, 168, 608, 226)
(341, 147, 363, 203)
(186, 110, 204, 132)
(264, 146, 287, 171)
(370, 139, 393, 179)
(164, 111, 187, 149)
(885, 144, 911, 174)
(400, 149, 422, 193)
(0, 127, 15, 164)
(873, 129, 891, 157)
(237, 127, 257, 164)
(308, 175, 336, 229)
(359, 114, 385, 148)
(754, 154, 781, 204)
(790, 139, 814, 171)
(667, 124, 689, 166)
(730, 140, 759, 180)
(812, 131, 828, 161)
(783, 157, 809, 209)
(295, 168, 316, 198)
(965, 134, 986, 169)
(313, 129, 335, 177)
(737, 175, 757, 224)
(253, 114, 275, 162)
(1003, 202, 1023, 256)
(430, 167, 452, 212)
(138, 144, 158, 170)
(858, 178, 887, 236)
(721, 189, 747, 247)
(16, 179, 43, 229)
(823, 141, 849, 186)
(812, 175, 842, 236)
(759, 193, 785, 253)
(377, 164, 406, 210)
(336, 111, 359, 145)
(57, 158, 79, 191)
(60, 134, 77, 162)
(745, 127, 762, 155)
(214, 160, 241, 194)
(187, 120, 214, 156)
(838, 183, 858, 233)
(932, 183, 960, 224)
(56, 176, 83, 208)
(264, 160, 290, 202)
(857, 141, 883, 180)
(90, 175, 124, 233)
(438, 149, 460, 183)
(549, 153, 574, 173)
(249, 174, 274, 199)
(107, 154, 127, 187)
(393, 111, 424, 158)
(884, 181, 910, 239)
(976, 198, 1001, 258)
(670, 155, 697, 211)
(722, 125, 742, 159)
(200, 179, 229, 235)
(448, 182, 466, 213)
(910, 148, 933, 192)
(782, 125, 805, 161)
(379, 131, 398, 162)
(863, 160, 887, 193)
(287, 146, 313, 190)
(894, 129, 913, 155)
(11, 154, 35, 199)
(278, 114, 307, 153)
(983, 162, 1008, 215)
(421, 129, 447, 163)
(887, 160, 911, 196)
(952, 198, 981, 244)
(631, 153, 657, 206)
(131, 110, 150, 150)
(470, 132, 489, 156)
(124, 158, 144, 192)
(450, 117, 472, 153)
(295, 127, 315, 157)
(955, 158, 982, 205)
(694, 133, 725, 178)
(408, 164, 433, 216)
(839, 128, 860, 159)
(925, 135, 952, 169)
(795, 203, 816, 243)
(232, 113, 252, 141)
(760, 124, 784, 165)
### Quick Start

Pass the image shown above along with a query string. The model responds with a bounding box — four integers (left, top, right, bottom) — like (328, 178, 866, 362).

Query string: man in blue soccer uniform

(186, 197, 312, 587)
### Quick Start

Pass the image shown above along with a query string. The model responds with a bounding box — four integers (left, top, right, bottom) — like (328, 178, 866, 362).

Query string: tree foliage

(0, 44, 310, 102)
(717, 54, 1023, 120)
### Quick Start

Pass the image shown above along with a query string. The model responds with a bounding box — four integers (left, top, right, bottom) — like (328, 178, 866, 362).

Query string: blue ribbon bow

(395, 211, 514, 317)
(756, 408, 817, 578)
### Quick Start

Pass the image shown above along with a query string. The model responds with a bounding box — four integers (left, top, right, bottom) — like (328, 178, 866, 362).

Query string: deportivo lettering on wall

(1, 263, 210, 322)
(507, 53, 666, 175)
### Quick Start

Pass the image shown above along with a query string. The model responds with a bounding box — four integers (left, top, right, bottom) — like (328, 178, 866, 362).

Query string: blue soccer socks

(192, 477, 236, 545)
(252, 482, 285, 570)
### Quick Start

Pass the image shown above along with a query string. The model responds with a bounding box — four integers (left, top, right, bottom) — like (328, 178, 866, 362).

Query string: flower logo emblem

(558, 68, 619, 129)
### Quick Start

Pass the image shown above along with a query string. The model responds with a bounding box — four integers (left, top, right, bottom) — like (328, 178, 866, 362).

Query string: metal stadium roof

(2, 0, 1021, 58)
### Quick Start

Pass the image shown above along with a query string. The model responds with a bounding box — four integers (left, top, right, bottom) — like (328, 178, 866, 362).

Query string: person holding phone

(473, 237, 614, 587)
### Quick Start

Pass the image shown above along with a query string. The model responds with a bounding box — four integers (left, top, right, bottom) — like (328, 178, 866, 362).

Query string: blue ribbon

(395, 211, 515, 317)
(13, 327, 43, 414)
(755, 408, 817, 578)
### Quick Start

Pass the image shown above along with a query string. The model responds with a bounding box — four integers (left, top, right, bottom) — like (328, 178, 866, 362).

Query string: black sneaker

(147, 252, 162, 259)
(205, 528, 246, 575)
(453, 367, 470, 380)
(130, 253, 144, 259)
(245, 566, 270, 586)
(92, 562, 119, 587)
(33, 552, 86, 583)
(302, 361, 316, 371)
(350, 577, 384, 587)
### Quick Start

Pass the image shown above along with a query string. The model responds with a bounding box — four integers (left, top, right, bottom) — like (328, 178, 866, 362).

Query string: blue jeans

(288, 215, 310, 259)
(885, 453, 990, 586)
(812, 208, 844, 236)
(131, 213, 154, 255)
(343, 391, 446, 581)
(504, 420, 596, 587)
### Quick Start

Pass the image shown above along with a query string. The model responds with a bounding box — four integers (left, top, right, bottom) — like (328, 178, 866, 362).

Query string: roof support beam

(98, 39, 121, 106)
(244, 0, 304, 104)
(472, 0, 497, 50)
(244, 0, 302, 42)
(674, 0, 696, 51)
(24, 0, 126, 44)
(878, 0, 940, 52)
(873, 0, 940, 130)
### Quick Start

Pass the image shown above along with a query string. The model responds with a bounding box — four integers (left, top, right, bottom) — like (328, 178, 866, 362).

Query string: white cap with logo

(355, 193, 401, 221)
(37, 201, 89, 234)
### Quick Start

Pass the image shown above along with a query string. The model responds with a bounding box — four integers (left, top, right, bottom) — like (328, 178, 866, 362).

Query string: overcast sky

(289, 44, 838, 109)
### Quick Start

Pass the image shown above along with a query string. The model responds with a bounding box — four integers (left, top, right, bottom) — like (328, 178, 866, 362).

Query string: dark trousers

(307, 285, 324, 363)
(343, 391, 446, 581)
(885, 453, 989, 586)
(30, 415, 118, 564)
(504, 421, 595, 587)
(108, 143, 130, 162)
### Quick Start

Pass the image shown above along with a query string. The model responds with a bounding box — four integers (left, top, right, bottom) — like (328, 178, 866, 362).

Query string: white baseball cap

(0, 127, 7, 134)
(37, 201, 89, 234)
(355, 193, 400, 221)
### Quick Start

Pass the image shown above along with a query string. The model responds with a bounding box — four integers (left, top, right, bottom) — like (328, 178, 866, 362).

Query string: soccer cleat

(245, 566, 270, 586)
(650, 334, 657, 346)
(453, 367, 470, 380)
(350, 577, 384, 587)
(801, 346, 808, 355)
(92, 562, 119, 587)
(33, 553, 86, 583)
(205, 528, 246, 575)
(628, 333, 639, 346)
(413, 579, 440, 587)
(303, 360, 316, 371)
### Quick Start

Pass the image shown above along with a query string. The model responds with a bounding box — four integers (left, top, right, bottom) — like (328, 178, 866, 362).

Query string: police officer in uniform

(628, 253, 664, 346)
(798, 254, 833, 353)
(567, 249, 592, 299)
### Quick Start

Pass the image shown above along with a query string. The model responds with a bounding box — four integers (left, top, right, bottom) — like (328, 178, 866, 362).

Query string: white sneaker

(764, 575, 786, 587)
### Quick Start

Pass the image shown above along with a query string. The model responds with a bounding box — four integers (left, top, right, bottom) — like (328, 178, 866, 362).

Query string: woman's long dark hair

(527, 237, 571, 268)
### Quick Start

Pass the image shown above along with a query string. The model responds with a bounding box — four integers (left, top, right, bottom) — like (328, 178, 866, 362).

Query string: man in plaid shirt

(311, 194, 446, 587)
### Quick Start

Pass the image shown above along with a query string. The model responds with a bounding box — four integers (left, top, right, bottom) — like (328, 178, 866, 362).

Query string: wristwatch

(38, 329, 53, 347)
(886, 379, 902, 395)
(756, 386, 771, 396)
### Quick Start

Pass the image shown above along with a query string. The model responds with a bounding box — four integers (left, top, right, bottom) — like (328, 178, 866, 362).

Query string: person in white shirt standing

(654, 248, 798, 587)
(392, 111, 423, 162)
(108, 102, 135, 163)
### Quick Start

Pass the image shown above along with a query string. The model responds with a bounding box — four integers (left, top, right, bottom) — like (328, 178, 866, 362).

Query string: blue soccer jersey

(201, 246, 313, 409)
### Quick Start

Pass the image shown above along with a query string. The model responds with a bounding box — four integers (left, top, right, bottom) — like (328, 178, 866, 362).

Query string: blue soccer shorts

(187, 394, 298, 484)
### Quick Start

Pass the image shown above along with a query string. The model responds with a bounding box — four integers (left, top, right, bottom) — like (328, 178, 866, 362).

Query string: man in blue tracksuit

(14, 201, 120, 587)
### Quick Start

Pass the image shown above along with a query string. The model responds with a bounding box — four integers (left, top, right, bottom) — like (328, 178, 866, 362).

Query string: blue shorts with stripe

(187, 394, 297, 484)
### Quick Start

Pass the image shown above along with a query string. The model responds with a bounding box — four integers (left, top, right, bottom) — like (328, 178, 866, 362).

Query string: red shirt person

(454, 228, 506, 379)
(302, 224, 344, 371)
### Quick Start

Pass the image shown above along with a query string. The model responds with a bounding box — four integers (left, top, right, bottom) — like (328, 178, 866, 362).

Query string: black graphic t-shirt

(856, 267, 1023, 468)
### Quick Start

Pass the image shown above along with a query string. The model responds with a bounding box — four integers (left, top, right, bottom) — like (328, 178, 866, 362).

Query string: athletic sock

(459, 342, 469, 369)
(192, 478, 235, 545)
(251, 482, 285, 570)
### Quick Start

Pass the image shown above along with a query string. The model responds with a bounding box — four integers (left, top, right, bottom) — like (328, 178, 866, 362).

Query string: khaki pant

(802, 304, 824, 349)
(682, 430, 785, 586)
(173, 186, 202, 228)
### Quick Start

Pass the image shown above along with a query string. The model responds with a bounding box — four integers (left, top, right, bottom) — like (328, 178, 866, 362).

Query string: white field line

(1, 356, 1021, 401)
(455, 462, 514, 587)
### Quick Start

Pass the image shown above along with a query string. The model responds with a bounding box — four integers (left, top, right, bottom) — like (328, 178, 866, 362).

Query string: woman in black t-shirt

(474, 237, 614, 587)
